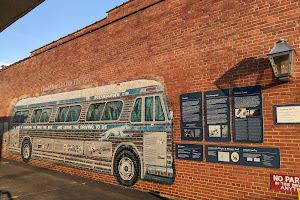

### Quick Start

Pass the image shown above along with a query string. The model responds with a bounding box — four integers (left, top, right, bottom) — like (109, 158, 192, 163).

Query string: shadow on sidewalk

(0, 191, 12, 200)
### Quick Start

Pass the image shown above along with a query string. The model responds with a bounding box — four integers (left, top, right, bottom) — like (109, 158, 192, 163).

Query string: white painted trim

(16, 80, 162, 107)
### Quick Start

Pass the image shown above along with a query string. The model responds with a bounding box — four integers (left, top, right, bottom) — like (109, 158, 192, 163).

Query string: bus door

(142, 95, 168, 178)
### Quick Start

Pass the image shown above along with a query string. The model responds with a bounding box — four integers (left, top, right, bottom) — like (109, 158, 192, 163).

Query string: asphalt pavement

(0, 158, 168, 200)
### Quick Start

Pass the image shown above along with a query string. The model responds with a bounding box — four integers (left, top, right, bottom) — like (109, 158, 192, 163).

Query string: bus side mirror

(170, 110, 174, 120)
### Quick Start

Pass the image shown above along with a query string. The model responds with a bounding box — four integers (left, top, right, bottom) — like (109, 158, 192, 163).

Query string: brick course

(1, 0, 300, 199)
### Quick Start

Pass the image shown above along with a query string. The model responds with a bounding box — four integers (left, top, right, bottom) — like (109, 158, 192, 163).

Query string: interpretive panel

(206, 145, 241, 165)
(271, 174, 300, 193)
(274, 104, 300, 125)
(144, 132, 167, 166)
(241, 147, 280, 168)
(206, 145, 280, 168)
(204, 89, 230, 142)
(180, 92, 203, 141)
(233, 85, 263, 143)
(176, 144, 203, 161)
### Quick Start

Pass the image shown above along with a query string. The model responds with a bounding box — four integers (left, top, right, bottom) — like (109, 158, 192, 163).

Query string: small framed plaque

(274, 104, 300, 125)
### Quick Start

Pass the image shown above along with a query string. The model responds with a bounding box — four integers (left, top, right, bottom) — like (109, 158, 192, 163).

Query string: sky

(0, 0, 127, 66)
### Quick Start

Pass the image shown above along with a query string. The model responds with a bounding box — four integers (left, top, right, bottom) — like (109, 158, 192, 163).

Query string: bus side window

(55, 106, 69, 122)
(145, 97, 153, 121)
(21, 110, 29, 123)
(13, 110, 29, 124)
(131, 98, 142, 122)
(101, 101, 123, 121)
(155, 96, 165, 121)
(13, 112, 21, 123)
(39, 108, 52, 123)
(86, 103, 105, 121)
(31, 109, 42, 123)
(65, 105, 81, 122)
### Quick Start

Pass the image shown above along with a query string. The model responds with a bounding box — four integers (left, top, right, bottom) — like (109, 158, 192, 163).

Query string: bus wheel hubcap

(23, 144, 30, 158)
(118, 157, 134, 181)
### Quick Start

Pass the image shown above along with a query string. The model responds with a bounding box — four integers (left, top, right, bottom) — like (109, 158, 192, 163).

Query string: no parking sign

(271, 174, 300, 193)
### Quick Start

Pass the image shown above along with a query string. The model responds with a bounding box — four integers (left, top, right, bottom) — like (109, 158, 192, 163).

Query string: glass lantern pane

(273, 54, 289, 74)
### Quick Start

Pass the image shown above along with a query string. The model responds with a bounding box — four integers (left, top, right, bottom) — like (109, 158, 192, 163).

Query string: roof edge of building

(0, 0, 164, 73)
(29, 0, 164, 57)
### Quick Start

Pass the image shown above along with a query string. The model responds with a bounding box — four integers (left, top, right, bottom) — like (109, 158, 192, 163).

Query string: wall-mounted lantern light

(268, 39, 297, 81)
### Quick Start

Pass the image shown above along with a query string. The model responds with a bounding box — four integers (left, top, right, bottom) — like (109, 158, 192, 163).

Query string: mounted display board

(180, 92, 203, 141)
(204, 89, 231, 142)
(206, 145, 280, 169)
(274, 104, 300, 125)
(176, 144, 203, 161)
(271, 174, 300, 193)
(206, 145, 240, 165)
(232, 85, 263, 143)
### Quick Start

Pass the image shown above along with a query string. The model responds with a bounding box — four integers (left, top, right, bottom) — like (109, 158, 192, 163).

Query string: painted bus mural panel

(7, 80, 175, 186)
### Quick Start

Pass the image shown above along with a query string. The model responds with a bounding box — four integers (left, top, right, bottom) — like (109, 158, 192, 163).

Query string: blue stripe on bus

(148, 165, 173, 169)
(12, 124, 172, 131)
(13, 85, 163, 111)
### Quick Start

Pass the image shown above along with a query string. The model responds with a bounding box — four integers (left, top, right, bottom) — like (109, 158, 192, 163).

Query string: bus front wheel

(21, 139, 32, 163)
(114, 150, 139, 186)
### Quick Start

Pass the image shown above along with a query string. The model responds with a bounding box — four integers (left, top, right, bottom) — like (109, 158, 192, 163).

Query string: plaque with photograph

(180, 92, 203, 141)
(204, 89, 231, 142)
(232, 85, 263, 143)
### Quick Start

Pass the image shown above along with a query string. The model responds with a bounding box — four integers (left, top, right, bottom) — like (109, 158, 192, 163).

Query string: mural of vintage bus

(8, 80, 175, 186)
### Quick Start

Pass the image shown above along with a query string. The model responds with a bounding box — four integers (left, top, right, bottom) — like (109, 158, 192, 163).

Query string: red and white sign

(271, 174, 300, 193)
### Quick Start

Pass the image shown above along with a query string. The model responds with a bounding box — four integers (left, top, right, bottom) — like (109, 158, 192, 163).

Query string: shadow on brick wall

(0, 117, 10, 161)
(0, 125, 3, 161)
(0, 139, 2, 161)
(214, 57, 285, 90)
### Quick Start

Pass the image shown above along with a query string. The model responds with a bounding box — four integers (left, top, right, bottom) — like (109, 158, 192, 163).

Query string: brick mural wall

(1, 0, 300, 199)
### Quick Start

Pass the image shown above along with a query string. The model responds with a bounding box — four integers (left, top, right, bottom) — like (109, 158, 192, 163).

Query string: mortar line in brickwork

(31, 0, 166, 58)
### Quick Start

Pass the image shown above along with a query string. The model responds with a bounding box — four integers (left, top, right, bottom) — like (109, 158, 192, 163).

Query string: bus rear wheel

(21, 139, 32, 163)
(114, 150, 139, 186)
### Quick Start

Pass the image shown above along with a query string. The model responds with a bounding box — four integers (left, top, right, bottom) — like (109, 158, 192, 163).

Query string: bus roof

(14, 80, 163, 110)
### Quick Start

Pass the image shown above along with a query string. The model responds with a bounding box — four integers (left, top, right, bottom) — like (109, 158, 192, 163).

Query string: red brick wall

(1, 0, 300, 199)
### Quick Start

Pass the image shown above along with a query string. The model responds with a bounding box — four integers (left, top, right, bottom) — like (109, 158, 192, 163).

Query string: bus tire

(114, 149, 139, 186)
(21, 139, 32, 163)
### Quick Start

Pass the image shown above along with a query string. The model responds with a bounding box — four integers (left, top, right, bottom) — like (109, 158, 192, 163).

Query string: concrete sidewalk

(0, 158, 168, 200)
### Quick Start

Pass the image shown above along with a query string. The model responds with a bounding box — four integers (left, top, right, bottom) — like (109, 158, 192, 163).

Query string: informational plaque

(204, 89, 231, 142)
(144, 132, 167, 166)
(180, 92, 203, 141)
(274, 104, 300, 125)
(206, 145, 280, 169)
(176, 144, 203, 161)
(241, 147, 280, 168)
(233, 85, 263, 143)
(206, 145, 241, 165)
